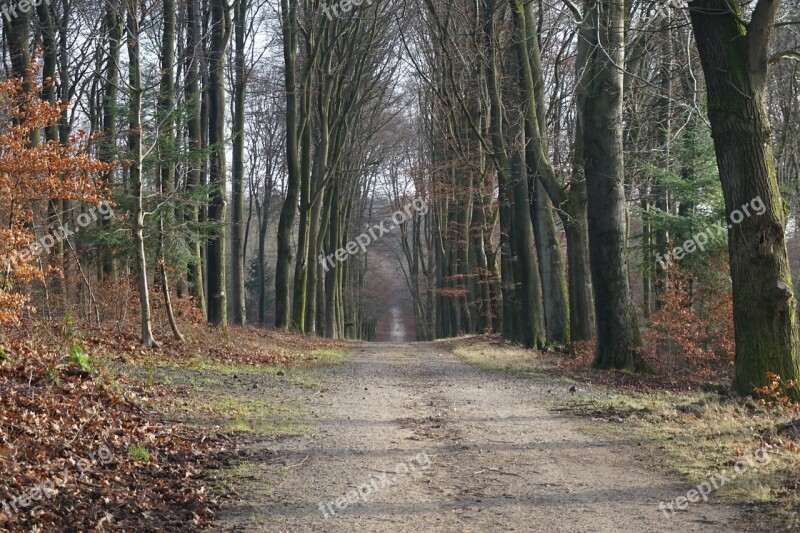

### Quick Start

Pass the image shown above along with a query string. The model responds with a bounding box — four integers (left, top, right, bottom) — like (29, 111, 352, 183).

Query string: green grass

(207, 395, 310, 435)
(128, 444, 151, 463)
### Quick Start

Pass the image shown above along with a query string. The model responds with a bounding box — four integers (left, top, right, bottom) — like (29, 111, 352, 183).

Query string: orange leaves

(754, 372, 799, 414)
(0, 75, 114, 325)
(644, 252, 735, 382)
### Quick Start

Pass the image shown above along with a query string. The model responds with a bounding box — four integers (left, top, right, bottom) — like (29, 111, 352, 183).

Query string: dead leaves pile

(0, 329, 236, 532)
(85, 323, 350, 370)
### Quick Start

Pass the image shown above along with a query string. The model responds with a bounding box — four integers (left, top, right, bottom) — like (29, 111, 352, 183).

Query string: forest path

(216, 342, 748, 532)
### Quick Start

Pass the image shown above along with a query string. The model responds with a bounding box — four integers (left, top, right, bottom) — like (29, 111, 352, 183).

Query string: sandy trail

(216, 342, 748, 532)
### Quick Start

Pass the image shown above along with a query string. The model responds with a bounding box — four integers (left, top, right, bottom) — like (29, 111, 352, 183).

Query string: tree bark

(185, 0, 207, 316)
(579, 0, 646, 370)
(231, 0, 247, 325)
(690, 0, 800, 398)
(206, 0, 231, 327)
(126, 0, 157, 347)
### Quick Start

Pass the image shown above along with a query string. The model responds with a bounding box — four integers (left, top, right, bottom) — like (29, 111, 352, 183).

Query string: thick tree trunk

(564, 116, 594, 341)
(532, 179, 570, 344)
(579, 0, 647, 370)
(275, 0, 300, 330)
(690, 0, 800, 398)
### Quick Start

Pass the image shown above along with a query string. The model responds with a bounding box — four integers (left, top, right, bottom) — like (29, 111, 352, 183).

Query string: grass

(452, 342, 573, 383)
(128, 444, 151, 463)
(210, 396, 308, 434)
(309, 347, 352, 365)
(448, 339, 799, 530)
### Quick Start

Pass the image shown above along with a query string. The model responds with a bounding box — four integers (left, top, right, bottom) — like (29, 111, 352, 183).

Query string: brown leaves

(0, 327, 232, 532)
(0, 75, 115, 327)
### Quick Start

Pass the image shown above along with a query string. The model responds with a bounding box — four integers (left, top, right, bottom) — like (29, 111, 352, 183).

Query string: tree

(579, 0, 648, 370)
(231, 0, 248, 325)
(184, 0, 207, 316)
(689, 0, 800, 398)
(274, 0, 301, 330)
(206, 0, 232, 327)
(0, 78, 110, 325)
(126, 0, 157, 347)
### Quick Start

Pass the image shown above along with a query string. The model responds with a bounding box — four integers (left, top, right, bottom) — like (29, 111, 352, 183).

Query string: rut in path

(216, 342, 748, 532)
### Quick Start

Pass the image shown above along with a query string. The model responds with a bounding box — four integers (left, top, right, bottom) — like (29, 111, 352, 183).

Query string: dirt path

(216, 342, 749, 532)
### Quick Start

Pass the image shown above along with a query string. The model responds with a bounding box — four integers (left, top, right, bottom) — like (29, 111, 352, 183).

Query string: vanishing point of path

(217, 342, 748, 532)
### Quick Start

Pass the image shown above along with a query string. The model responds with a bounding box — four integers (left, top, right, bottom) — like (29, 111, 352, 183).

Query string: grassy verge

(106, 341, 353, 438)
(449, 337, 799, 530)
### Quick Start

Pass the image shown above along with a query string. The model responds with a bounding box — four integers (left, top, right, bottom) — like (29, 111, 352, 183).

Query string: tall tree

(184, 0, 207, 316)
(274, 0, 301, 330)
(126, 0, 157, 347)
(689, 0, 800, 398)
(579, 0, 647, 369)
(158, 0, 184, 341)
(206, 0, 232, 327)
(231, 0, 248, 325)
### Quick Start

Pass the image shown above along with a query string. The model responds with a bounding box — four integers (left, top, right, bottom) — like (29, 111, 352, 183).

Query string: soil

(214, 342, 751, 532)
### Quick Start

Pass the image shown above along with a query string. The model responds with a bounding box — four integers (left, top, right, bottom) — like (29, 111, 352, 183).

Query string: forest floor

(3, 326, 797, 531)
(201, 340, 783, 532)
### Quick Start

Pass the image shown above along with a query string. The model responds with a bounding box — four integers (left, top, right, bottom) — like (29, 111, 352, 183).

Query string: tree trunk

(231, 0, 247, 325)
(206, 0, 231, 327)
(690, 0, 800, 398)
(579, 0, 646, 370)
(275, 0, 300, 330)
(509, 0, 570, 344)
(185, 0, 207, 316)
(158, 0, 183, 341)
(126, 0, 157, 347)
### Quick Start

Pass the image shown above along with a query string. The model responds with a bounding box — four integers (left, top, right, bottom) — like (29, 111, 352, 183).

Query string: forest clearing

(1, 0, 800, 530)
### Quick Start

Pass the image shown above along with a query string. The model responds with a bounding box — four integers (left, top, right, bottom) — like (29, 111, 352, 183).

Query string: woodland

(0, 0, 800, 530)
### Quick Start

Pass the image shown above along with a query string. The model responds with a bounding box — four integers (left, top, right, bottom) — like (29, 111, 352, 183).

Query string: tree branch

(747, 0, 780, 79)
(769, 47, 800, 64)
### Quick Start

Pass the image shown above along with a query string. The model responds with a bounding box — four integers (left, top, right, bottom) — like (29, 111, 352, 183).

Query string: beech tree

(689, 0, 800, 397)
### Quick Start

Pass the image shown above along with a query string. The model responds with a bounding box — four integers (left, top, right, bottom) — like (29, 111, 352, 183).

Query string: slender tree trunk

(206, 0, 231, 327)
(158, 0, 183, 341)
(126, 0, 157, 347)
(100, 0, 122, 278)
(185, 0, 207, 316)
(231, 0, 247, 325)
